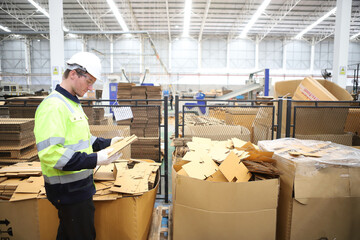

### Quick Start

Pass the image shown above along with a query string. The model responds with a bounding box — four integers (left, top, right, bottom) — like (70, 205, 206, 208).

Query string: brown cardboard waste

(172, 137, 280, 240)
(293, 76, 338, 101)
(184, 125, 250, 141)
(0, 159, 160, 240)
(259, 138, 360, 240)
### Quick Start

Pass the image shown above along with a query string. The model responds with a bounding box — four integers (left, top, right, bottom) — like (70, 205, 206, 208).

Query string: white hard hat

(66, 52, 102, 80)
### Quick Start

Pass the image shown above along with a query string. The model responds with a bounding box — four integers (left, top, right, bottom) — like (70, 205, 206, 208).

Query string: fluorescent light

(240, 0, 271, 38)
(182, 0, 192, 37)
(106, 0, 129, 32)
(350, 31, 360, 40)
(0, 25, 11, 32)
(295, 7, 336, 39)
(63, 25, 69, 32)
(28, 0, 49, 18)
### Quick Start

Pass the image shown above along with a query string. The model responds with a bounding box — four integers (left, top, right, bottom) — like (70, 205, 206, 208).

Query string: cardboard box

(0, 171, 159, 240)
(225, 108, 258, 131)
(172, 170, 279, 240)
(184, 125, 250, 141)
(0, 199, 58, 239)
(274, 78, 353, 137)
(293, 77, 338, 101)
(259, 139, 360, 240)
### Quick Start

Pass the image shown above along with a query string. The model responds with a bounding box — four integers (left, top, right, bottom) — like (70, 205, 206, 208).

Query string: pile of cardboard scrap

(0, 119, 39, 165)
(173, 137, 280, 182)
(0, 162, 43, 201)
(93, 159, 161, 200)
(0, 159, 160, 202)
(182, 113, 225, 126)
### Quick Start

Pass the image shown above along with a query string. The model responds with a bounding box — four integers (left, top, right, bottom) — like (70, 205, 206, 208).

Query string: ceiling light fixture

(63, 25, 69, 32)
(106, 0, 129, 32)
(350, 31, 360, 40)
(28, 0, 49, 18)
(182, 0, 192, 37)
(240, 0, 271, 38)
(295, 7, 336, 40)
(0, 25, 11, 32)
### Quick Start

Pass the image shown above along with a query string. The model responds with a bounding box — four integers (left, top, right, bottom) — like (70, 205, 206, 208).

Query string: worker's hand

(111, 136, 124, 146)
(97, 148, 114, 165)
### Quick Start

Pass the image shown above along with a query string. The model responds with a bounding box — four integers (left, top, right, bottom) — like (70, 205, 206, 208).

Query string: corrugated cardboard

(293, 77, 338, 101)
(172, 168, 279, 240)
(184, 125, 250, 141)
(259, 139, 360, 240)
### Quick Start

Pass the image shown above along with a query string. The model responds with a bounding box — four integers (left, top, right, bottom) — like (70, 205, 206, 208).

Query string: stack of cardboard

(182, 113, 225, 126)
(0, 159, 160, 240)
(130, 107, 147, 137)
(0, 102, 9, 118)
(146, 86, 162, 106)
(0, 119, 38, 165)
(7, 96, 44, 118)
(131, 86, 147, 105)
(93, 108, 107, 125)
(131, 138, 160, 161)
(172, 137, 279, 240)
(117, 83, 133, 99)
(145, 106, 159, 137)
(259, 138, 360, 240)
(83, 107, 108, 125)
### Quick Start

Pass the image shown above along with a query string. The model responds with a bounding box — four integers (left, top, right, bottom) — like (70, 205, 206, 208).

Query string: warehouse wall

(1, 36, 360, 90)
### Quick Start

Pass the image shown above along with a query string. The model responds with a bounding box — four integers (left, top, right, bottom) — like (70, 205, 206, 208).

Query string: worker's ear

(69, 70, 78, 80)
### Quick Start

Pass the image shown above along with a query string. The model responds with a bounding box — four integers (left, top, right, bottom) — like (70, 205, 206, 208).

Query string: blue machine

(109, 82, 118, 113)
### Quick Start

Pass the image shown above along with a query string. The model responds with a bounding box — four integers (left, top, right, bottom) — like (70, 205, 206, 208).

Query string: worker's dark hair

(63, 68, 87, 79)
(63, 69, 71, 79)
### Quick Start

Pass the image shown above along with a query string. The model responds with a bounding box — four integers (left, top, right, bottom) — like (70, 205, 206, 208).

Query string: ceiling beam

(0, 0, 48, 39)
(227, 0, 254, 40)
(165, 0, 171, 41)
(258, 0, 302, 42)
(125, 0, 140, 31)
(198, 0, 211, 42)
(293, 0, 337, 40)
(76, 0, 110, 40)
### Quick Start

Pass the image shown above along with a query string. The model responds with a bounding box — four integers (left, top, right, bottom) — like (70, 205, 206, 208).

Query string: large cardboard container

(274, 78, 353, 136)
(172, 168, 279, 240)
(259, 139, 360, 240)
(0, 175, 159, 240)
(0, 199, 58, 239)
(184, 125, 250, 141)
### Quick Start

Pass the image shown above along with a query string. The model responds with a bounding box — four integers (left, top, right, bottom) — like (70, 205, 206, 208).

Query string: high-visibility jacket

(34, 85, 110, 205)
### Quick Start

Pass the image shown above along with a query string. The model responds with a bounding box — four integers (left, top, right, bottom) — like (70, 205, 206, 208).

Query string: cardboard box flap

(174, 174, 278, 211)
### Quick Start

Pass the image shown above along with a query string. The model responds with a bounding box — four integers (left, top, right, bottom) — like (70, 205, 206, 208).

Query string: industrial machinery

(216, 69, 270, 100)
(0, 82, 32, 98)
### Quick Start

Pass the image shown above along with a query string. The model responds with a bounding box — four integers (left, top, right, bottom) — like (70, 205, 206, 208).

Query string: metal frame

(174, 96, 279, 141)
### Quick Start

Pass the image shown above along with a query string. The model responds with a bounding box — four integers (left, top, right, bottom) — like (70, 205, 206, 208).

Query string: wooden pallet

(148, 205, 172, 240)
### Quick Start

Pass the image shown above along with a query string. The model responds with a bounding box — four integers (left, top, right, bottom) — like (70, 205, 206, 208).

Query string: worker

(169, 92, 174, 110)
(34, 52, 123, 240)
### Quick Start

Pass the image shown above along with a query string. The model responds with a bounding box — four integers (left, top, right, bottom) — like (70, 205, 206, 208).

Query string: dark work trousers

(55, 197, 96, 240)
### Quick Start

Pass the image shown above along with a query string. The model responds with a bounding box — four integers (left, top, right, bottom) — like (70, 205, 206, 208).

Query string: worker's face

(72, 70, 96, 97)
